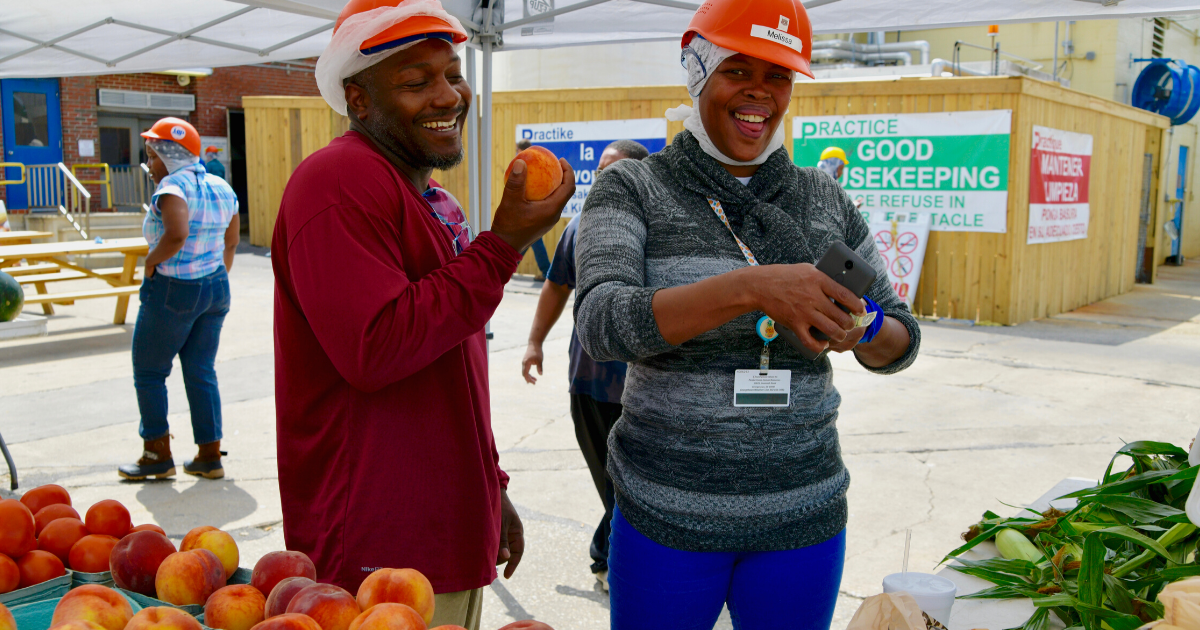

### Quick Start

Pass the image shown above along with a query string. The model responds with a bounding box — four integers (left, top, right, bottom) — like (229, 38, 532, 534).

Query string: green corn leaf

(950, 564, 1032, 585)
(1117, 441, 1188, 458)
(959, 584, 1045, 600)
(1079, 495, 1187, 524)
(1123, 565, 1200, 589)
(952, 556, 1038, 578)
(1080, 534, 1107, 630)
(1089, 526, 1179, 562)
(941, 523, 1003, 564)
(1102, 575, 1134, 615)
(1058, 469, 1183, 499)
(1034, 593, 1078, 608)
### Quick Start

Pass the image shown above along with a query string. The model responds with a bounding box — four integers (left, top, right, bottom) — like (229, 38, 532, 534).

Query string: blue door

(1173, 145, 1189, 258)
(1, 78, 63, 209)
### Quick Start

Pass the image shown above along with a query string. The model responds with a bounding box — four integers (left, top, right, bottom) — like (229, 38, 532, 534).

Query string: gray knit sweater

(573, 131, 921, 552)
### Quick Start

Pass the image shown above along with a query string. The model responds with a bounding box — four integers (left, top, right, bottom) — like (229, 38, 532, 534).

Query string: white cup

(882, 572, 957, 626)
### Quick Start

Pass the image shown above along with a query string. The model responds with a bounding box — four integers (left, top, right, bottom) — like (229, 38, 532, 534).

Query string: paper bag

(847, 592, 928, 630)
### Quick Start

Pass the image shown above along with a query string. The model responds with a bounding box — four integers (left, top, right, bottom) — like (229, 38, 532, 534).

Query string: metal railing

(111, 164, 154, 212)
(71, 163, 113, 209)
(25, 163, 91, 239)
(0, 162, 26, 185)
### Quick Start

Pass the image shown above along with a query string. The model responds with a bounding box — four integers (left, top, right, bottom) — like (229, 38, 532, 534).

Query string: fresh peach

(68, 534, 120, 573)
(251, 551, 317, 603)
(355, 569, 434, 625)
(38, 517, 89, 565)
(0, 554, 17, 594)
(35, 504, 82, 536)
(266, 577, 317, 618)
(125, 607, 204, 630)
(50, 622, 109, 630)
(0, 499, 36, 558)
(286, 584, 360, 630)
(155, 549, 225, 606)
(180, 526, 217, 552)
(346, 604, 425, 630)
(50, 584, 133, 630)
(192, 530, 239, 579)
(496, 622, 555, 630)
(505, 146, 564, 201)
(18, 549, 66, 587)
(0, 602, 12, 630)
(129, 524, 167, 536)
(84, 500, 131, 539)
(21, 484, 71, 515)
(205, 585, 267, 630)
(110, 530, 177, 596)
(249, 613, 323, 630)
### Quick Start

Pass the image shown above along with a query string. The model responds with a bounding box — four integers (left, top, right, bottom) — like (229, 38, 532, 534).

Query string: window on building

(100, 127, 132, 165)
(12, 92, 49, 147)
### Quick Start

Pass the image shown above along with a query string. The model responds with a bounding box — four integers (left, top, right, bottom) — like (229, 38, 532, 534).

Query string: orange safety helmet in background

(141, 117, 201, 157)
(682, 0, 814, 80)
(335, 0, 469, 55)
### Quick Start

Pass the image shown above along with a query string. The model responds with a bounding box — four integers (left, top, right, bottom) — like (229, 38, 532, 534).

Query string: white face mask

(664, 36, 790, 168)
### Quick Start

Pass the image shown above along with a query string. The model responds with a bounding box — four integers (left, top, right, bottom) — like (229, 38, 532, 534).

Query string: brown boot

(183, 441, 224, 479)
(118, 436, 176, 481)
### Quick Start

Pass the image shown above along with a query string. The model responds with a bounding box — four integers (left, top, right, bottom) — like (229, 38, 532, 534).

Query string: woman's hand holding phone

(751, 263, 866, 356)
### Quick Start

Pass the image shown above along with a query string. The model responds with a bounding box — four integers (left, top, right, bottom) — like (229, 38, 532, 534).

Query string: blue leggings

(609, 505, 846, 630)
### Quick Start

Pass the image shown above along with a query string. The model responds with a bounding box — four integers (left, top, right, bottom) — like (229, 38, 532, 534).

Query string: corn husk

(1160, 588, 1200, 630)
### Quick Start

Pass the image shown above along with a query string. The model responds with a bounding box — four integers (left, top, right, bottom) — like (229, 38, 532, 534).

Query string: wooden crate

(246, 77, 1169, 324)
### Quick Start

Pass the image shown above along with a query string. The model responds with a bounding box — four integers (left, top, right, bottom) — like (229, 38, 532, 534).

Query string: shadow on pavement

(0, 323, 132, 369)
(133, 477, 258, 536)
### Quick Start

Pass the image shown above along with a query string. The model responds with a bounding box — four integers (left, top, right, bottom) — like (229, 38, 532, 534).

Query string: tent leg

(482, 38, 494, 235)
(466, 49, 481, 239)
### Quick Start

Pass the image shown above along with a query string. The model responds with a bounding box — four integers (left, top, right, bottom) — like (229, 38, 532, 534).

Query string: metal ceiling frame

(0, 6, 334, 70)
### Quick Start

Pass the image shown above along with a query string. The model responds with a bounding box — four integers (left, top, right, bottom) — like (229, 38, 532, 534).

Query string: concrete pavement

(1, 247, 1198, 630)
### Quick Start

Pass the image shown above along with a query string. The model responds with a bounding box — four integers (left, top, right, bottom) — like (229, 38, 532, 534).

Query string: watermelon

(0, 270, 22, 322)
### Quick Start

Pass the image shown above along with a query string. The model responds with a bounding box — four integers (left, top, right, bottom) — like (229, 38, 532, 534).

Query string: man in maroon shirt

(272, 1, 574, 627)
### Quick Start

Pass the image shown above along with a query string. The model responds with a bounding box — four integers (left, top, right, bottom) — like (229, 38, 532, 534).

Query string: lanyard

(708, 198, 776, 369)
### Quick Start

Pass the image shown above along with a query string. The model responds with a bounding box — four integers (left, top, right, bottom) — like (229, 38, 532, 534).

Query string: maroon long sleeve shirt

(272, 131, 521, 594)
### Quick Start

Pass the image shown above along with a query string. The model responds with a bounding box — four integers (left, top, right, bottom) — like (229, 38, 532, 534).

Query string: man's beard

(359, 113, 464, 171)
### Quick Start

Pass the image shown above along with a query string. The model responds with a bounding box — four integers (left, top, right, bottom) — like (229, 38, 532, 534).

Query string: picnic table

(0, 237, 148, 324)
(0, 231, 52, 246)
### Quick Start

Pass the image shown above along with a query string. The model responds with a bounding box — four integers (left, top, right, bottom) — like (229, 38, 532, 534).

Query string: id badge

(733, 369, 791, 407)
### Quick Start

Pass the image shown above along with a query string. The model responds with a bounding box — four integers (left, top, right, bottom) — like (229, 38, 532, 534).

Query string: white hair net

(665, 35, 790, 168)
(146, 138, 199, 174)
(316, 0, 467, 116)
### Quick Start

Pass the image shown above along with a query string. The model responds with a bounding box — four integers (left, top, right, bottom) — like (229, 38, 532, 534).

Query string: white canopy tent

(4, 0, 1200, 233)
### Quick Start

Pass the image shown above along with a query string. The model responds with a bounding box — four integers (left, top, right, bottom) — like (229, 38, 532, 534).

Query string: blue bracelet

(859, 296, 885, 344)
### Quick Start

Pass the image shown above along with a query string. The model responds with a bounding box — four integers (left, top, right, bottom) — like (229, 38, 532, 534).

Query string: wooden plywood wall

(791, 77, 1168, 324)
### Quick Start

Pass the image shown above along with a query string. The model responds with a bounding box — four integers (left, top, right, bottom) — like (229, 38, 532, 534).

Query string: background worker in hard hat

(573, 0, 920, 626)
(274, 0, 574, 627)
(203, 146, 227, 180)
(817, 146, 849, 182)
(118, 117, 240, 483)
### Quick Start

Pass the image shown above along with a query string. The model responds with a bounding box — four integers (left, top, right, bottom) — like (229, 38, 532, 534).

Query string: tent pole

(1053, 22, 1059, 81)
(466, 48, 481, 238)
(482, 38, 494, 235)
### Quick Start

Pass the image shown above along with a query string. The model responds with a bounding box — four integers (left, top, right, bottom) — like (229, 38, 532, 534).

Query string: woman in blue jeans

(118, 117, 240, 482)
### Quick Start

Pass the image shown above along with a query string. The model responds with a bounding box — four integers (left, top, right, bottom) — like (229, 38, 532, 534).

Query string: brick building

(1, 62, 318, 216)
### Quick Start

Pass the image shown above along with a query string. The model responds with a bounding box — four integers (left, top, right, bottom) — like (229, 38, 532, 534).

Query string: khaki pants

(430, 587, 483, 630)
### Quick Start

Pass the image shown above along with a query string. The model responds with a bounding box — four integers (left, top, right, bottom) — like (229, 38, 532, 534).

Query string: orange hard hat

(682, 0, 814, 79)
(141, 117, 201, 157)
(204, 146, 220, 153)
(335, 0, 468, 55)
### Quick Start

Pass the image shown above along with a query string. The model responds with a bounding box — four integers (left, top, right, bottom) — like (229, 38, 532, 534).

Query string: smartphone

(777, 241, 879, 361)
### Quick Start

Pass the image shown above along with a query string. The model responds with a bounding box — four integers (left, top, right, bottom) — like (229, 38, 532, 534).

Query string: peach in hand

(504, 146, 564, 201)
(204, 584, 267, 630)
(50, 584, 134, 630)
(252, 551, 316, 603)
(346, 604, 425, 630)
(355, 569, 434, 626)
(286, 584, 360, 630)
(155, 549, 225, 606)
(110, 530, 178, 596)
(125, 607, 203, 630)
(266, 577, 317, 618)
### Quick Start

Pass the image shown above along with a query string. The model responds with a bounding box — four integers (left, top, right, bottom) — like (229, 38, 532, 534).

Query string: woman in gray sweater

(572, 0, 921, 628)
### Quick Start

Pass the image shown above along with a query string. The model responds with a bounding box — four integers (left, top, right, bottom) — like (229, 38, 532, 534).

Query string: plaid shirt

(144, 161, 239, 279)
